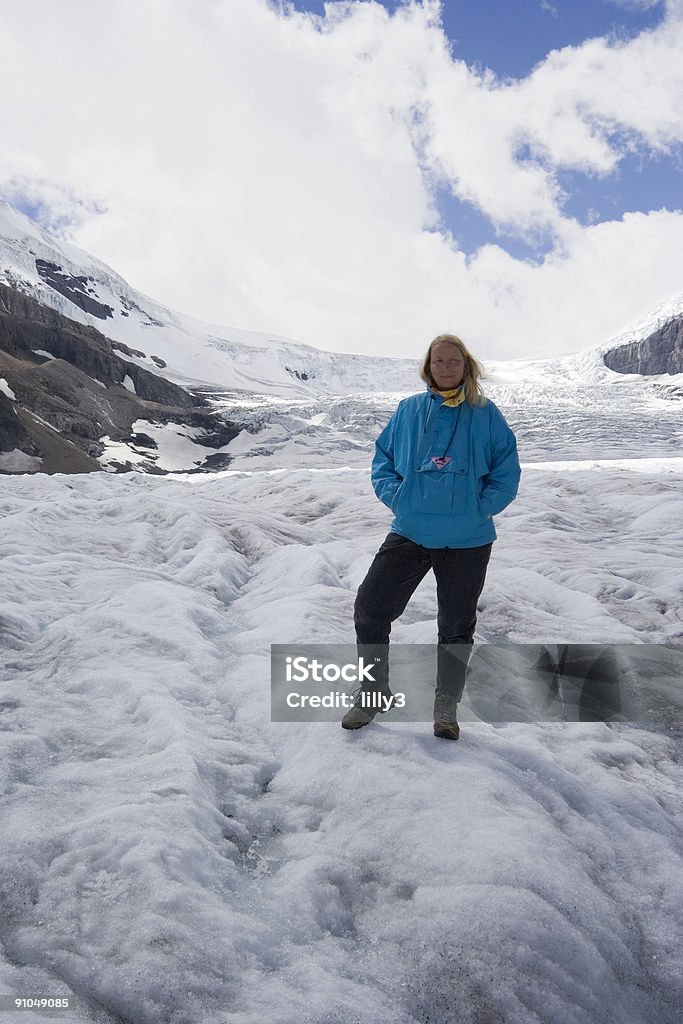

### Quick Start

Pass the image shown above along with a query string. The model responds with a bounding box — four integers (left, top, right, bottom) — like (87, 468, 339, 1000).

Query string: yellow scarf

(430, 385, 466, 408)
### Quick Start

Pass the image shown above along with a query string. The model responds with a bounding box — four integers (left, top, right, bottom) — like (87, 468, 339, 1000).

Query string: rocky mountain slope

(603, 313, 683, 376)
(582, 285, 683, 383)
(0, 283, 240, 475)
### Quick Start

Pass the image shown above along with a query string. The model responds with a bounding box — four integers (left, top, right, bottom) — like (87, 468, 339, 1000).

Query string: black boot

(341, 683, 396, 730)
(433, 689, 460, 740)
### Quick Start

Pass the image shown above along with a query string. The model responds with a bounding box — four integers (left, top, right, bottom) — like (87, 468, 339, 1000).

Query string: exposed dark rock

(118, 293, 164, 327)
(114, 341, 147, 359)
(0, 390, 34, 453)
(120, 360, 197, 407)
(603, 315, 683, 375)
(35, 259, 115, 320)
(180, 414, 242, 449)
(130, 432, 159, 449)
(285, 366, 311, 381)
(185, 452, 234, 473)
(104, 457, 166, 476)
(13, 406, 102, 474)
(7, 358, 133, 445)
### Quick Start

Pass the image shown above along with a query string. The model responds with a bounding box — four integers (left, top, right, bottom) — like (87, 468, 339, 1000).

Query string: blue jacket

(371, 390, 521, 548)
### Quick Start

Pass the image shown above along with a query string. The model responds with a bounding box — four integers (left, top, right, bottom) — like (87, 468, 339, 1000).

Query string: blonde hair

(419, 334, 486, 406)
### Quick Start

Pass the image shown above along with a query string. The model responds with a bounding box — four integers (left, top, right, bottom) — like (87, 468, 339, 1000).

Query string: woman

(342, 334, 521, 739)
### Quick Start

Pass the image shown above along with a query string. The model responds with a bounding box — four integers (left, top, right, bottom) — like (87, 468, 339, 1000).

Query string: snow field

(1, 463, 682, 1023)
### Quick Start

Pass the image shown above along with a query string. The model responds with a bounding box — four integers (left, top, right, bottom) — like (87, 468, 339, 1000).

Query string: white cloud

(0, 0, 682, 361)
(420, 6, 683, 238)
(603, 1, 663, 11)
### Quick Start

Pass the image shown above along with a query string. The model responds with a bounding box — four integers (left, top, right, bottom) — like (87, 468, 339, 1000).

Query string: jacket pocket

(389, 479, 406, 514)
(408, 469, 469, 516)
(476, 490, 493, 520)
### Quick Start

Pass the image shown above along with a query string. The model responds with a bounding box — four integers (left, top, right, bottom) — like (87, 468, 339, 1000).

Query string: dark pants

(354, 532, 493, 701)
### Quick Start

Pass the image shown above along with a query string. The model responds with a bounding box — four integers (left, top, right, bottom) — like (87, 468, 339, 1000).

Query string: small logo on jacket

(431, 456, 452, 469)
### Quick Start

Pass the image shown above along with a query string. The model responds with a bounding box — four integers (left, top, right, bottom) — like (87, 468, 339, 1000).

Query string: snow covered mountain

(2, 198, 683, 476)
(0, 200, 417, 398)
(0, 199, 418, 475)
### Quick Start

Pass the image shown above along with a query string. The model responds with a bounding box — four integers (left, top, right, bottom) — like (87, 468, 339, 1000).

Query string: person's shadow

(463, 644, 623, 723)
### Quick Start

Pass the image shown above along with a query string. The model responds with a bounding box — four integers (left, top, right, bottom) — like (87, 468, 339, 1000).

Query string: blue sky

(290, 0, 681, 261)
